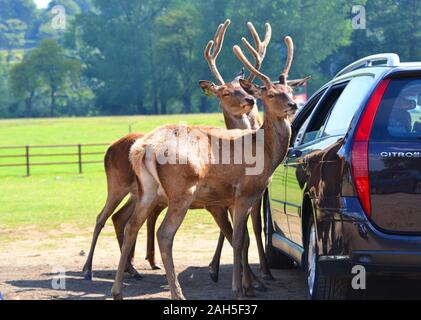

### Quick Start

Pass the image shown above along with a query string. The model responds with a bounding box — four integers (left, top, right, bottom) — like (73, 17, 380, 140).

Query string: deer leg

(157, 198, 193, 300)
(241, 224, 256, 297)
(208, 205, 265, 292)
(251, 199, 274, 280)
(145, 205, 164, 270)
(206, 206, 231, 283)
(232, 201, 252, 299)
(226, 207, 265, 292)
(83, 190, 127, 280)
(111, 195, 143, 280)
(208, 232, 224, 282)
(111, 196, 158, 300)
(241, 222, 267, 293)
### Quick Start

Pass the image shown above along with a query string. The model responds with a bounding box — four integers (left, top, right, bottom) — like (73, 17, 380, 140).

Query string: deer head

(199, 19, 272, 119)
(233, 36, 310, 119)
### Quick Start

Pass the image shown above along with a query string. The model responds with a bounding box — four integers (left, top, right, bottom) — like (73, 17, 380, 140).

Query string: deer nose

(245, 97, 254, 105)
(288, 102, 298, 110)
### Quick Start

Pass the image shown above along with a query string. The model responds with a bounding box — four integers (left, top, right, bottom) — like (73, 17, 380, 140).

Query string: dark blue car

(264, 54, 421, 299)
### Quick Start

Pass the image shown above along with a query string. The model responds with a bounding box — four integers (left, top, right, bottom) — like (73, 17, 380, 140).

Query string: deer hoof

(261, 273, 275, 281)
(209, 271, 219, 283)
(171, 293, 186, 300)
(209, 264, 219, 283)
(151, 264, 162, 270)
(233, 289, 245, 300)
(132, 273, 143, 281)
(244, 287, 256, 297)
(112, 293, 123, 300)
(83, 271, 92, 281)
(253, 281, 267, 292)
(125, 265, 143, 280)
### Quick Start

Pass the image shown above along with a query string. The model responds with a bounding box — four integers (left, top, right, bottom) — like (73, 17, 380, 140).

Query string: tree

(9, 53, 41, 117)
(221, 0, 354, 93)
(154, 1, 202, 113)
(68, 0, 170, 114)
(0, 0, 40, 45)
(0, 0, 37, 22)
(0, 64, 13, 117)
(30, 39, 81, 116)
(0, 19, 27, 63)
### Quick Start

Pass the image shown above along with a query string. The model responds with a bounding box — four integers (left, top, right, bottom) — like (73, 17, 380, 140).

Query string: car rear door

(369, 76, 421, 233)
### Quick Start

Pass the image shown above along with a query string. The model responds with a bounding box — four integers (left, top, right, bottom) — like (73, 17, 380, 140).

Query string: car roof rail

(334, 53, 400, 78)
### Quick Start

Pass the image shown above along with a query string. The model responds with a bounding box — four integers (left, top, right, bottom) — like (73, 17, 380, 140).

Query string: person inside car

(388, 96, 416, 136)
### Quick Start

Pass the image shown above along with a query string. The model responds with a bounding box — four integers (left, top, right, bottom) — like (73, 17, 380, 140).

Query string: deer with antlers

(110, 33, 308, 299)
(82, 19, 272, 283)
(199, 19, 273, 282)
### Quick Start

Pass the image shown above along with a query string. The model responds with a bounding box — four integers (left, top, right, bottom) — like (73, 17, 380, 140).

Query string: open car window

(321, 75, 375, 138)
(298, 82, 348, 146)
(291, 89, 326, 147)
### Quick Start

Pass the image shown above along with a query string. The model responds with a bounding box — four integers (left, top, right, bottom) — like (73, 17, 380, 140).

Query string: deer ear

(288, 76, 311, 88)
(199, 80, 218, 96)
(239, 79, 262, 98)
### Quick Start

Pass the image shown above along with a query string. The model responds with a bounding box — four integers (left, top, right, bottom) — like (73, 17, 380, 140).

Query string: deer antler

(241, 22, 272, 82)
(233, 45, 272, 88)
(279, 36, 294, 84)
(204, 19, 231, 85)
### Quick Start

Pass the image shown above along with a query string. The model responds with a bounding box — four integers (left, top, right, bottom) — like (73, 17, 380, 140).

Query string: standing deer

(199, 19, 273, 281)
(82, 19, 272, 283)
(111, 35, 308, 299)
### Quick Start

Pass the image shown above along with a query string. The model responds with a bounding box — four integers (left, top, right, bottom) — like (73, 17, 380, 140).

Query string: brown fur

(111, 35, 306, 300)
(85, 20, 275, 285)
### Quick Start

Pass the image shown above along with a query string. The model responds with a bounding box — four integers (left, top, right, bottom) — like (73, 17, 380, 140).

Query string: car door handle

(287, 148, 302, 158)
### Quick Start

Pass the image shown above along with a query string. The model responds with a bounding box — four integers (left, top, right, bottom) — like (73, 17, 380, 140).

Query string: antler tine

(203, 19, 231, 85)
(263, 23, 272, 48)
(279, 36, 294, 84)
(242, 22, 272, 82)
(233, 45, 271, 87)
(214, 20, 230, 56)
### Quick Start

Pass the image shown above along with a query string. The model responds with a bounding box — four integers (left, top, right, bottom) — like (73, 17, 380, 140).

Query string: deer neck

(259, 108, 292, 175)
(221, 104, 261, 130)
(247, 105, 262, 129)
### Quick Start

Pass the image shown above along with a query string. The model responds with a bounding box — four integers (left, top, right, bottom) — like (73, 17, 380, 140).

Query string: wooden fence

(0, 143, 109, 176)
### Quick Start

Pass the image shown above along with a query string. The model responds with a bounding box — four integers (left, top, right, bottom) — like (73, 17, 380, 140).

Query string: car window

(300, 83, 347, 146)
(322, 76, 375, 138)
(371, 78, 421, 140)
(292, 90, 326, 146)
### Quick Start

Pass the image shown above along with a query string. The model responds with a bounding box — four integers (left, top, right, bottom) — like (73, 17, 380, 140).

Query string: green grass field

(0, 114, 226, 240)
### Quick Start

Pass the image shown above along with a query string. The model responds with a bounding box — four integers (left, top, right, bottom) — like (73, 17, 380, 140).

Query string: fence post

(25, 145, 30, 176)
(78, 144, 82, 174)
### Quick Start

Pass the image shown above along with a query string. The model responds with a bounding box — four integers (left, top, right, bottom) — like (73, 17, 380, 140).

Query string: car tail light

(352, 79, 390, 218)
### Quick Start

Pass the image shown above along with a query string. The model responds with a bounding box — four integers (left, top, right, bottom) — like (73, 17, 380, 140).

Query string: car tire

(304, 214, 349, 300)
(264, 190, 295, 269)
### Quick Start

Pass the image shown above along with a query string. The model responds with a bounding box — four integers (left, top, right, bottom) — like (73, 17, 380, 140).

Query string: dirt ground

(2, 225, 421, 300)
(0, 225, 306, 300)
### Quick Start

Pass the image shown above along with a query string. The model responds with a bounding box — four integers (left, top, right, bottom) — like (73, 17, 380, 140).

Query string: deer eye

(267, 93, 275, 99)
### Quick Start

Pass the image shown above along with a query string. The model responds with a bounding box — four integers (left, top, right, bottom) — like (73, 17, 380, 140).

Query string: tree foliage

(9, 39, 81, 117)
(0, 0, 420, 118)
